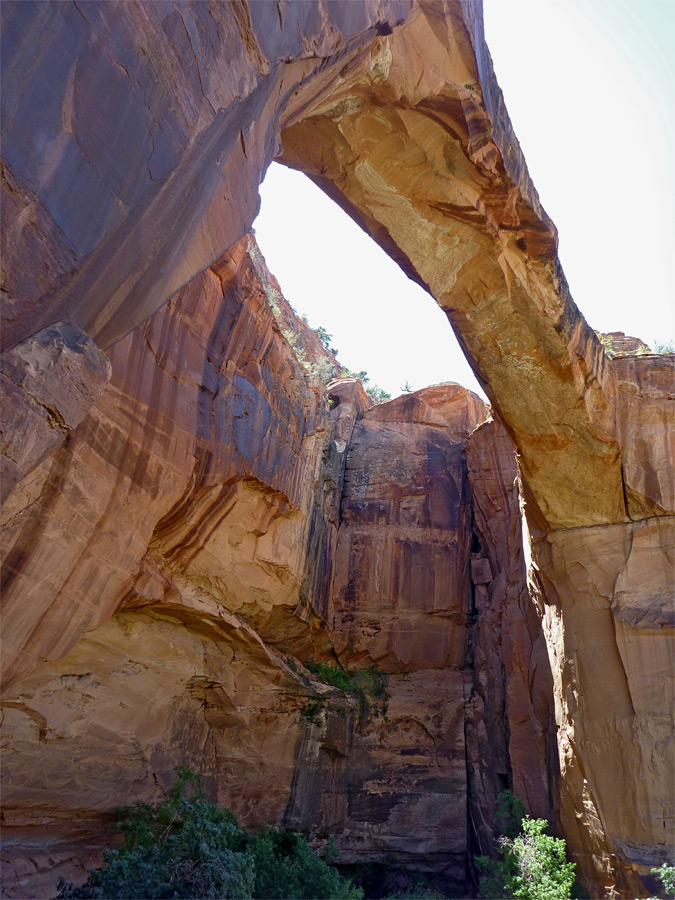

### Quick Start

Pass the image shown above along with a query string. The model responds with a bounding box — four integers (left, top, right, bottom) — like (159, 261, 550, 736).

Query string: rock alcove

(1, 2, 672, 898)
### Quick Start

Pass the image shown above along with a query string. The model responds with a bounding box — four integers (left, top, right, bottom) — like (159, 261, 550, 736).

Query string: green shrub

(252, 826, 362, 899)
(503, 817, 576, 900)
(309, 357, 338, 384)
(597, 333, 616, 357)
(312, 326, 335, 352)
(366, 385, 391, 403)
(300, 698, 326, 726)
(343, 369, 370, 384)
(384, 882, 448, 899)
(304, 661, 389, 720)
(650, 862, 675, 897)
(475, 793, 575, 900)
(56, 767, 362, 900)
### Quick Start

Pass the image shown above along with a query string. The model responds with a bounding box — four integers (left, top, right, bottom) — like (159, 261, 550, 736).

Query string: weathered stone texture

(2, 2, 674, 898)
(464, 419, 557, 855)
(0, 0, 414, 352)
(332, 384, 486, 672)
(613, 353, 675, 518)
(0, 321, 111, 503)
(1, 236, 326, 690)
(531, 513, 674, 895)
(0, 237, 332, 895)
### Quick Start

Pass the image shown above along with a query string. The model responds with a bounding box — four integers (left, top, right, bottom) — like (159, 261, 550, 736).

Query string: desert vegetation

(474, 792, 576, 900)
(303, 660, 389, 722)
(56, 767, 362, 900)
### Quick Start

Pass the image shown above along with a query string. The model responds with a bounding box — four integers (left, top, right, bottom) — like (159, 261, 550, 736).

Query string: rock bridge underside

(1, 2, 673, 898)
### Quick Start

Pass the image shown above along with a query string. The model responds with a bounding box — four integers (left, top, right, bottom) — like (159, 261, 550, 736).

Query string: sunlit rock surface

(1, 1, 673, 897)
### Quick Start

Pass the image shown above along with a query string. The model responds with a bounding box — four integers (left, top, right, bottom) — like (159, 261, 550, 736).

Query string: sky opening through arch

(253, 0, 674, 401)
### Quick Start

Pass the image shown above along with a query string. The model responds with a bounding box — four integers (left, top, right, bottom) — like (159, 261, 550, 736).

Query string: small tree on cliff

(475, 792, 575, 900)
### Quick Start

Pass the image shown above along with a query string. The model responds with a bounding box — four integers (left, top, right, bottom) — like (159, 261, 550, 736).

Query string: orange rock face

(1, 2, 673, 898)
(0, 322, 111, 503)
(332, 385, 486, 672)
(464, 419, 558, 850)
(0, 237, 327, 894)
(0, 242, 506, 896)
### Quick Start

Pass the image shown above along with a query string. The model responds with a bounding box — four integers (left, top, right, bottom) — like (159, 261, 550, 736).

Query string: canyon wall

(1, 1, 673, 898)
(1, 237, 540, 898)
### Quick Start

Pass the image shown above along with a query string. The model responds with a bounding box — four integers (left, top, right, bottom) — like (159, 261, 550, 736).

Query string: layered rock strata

(1, 1, 674, 897)
(0, 236, 327, 894)
(0, 322, 110, 503)
(1, 238, 530, 898)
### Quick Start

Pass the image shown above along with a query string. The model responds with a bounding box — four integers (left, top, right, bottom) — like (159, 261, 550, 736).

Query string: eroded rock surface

(331, 385, 486, 672)
(1, 236, 330, 691)
(0, 321, 110, 503)
(464, 419, 558, 854)
(1, 2, 674, 898)
(0, 236, 530, 897)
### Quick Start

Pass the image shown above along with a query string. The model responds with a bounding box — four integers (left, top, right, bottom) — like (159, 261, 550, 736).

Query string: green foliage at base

(475, 793, 575, 900)
(384, 883, 448, 899)
(648, 862, 675, 899)
(56, 767, 362, 900)
(494, 790, 525, 840)
(304, 661, 389, 720)
(251, 828, 360, 899)
(503, 817, 576, 900)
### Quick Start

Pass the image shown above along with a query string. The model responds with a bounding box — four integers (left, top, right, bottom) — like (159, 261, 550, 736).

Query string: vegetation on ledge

(303, 660, 389, 722)
(56, 767, 363, 900)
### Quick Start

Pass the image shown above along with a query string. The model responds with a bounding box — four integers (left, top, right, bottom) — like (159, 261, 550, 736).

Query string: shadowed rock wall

(1, 2, 673, 897)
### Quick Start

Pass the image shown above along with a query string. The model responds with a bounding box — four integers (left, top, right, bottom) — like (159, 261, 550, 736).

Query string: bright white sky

(254, 0, 674, 399)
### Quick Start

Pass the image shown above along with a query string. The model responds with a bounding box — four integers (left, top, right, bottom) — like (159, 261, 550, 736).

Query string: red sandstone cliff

(0, 240, 505, 897)
(1, 2, 673, 897)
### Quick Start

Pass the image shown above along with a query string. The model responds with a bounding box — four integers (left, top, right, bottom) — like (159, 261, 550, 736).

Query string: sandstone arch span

(1, 2, 672, 897)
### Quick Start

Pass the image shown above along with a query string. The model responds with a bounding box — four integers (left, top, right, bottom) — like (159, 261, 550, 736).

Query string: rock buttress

(0, 236, 336, 895)
(2, 2, 673, 895)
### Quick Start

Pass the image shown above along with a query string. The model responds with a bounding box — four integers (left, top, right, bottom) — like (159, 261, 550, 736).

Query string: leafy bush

(343, 369, 370, 383)
(309, 357, 338, 385)
(300, 698, 326, 726)
(503, 817, 576, 900)
(653, 339, 675, 353)
(494, 790, 525, 839)
(56, 767, 362, 900)
(366, 385, 391, 403)
(304, 661, 389, 720)
(597, 333, 616, 357)
(384, 882, 448, 899)
(252, 827, 361, 899)
(649, 862, 675, 898)
(475, 793, 575, 900)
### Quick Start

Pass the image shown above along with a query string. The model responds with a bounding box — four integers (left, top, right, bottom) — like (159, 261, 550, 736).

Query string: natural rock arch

(1, 2, 673, 897)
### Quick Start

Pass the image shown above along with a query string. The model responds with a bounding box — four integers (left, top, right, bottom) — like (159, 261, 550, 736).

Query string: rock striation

(0, 238, 511, 897)
(1, 2, 673, 898)
(0, 322, 110, 503)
